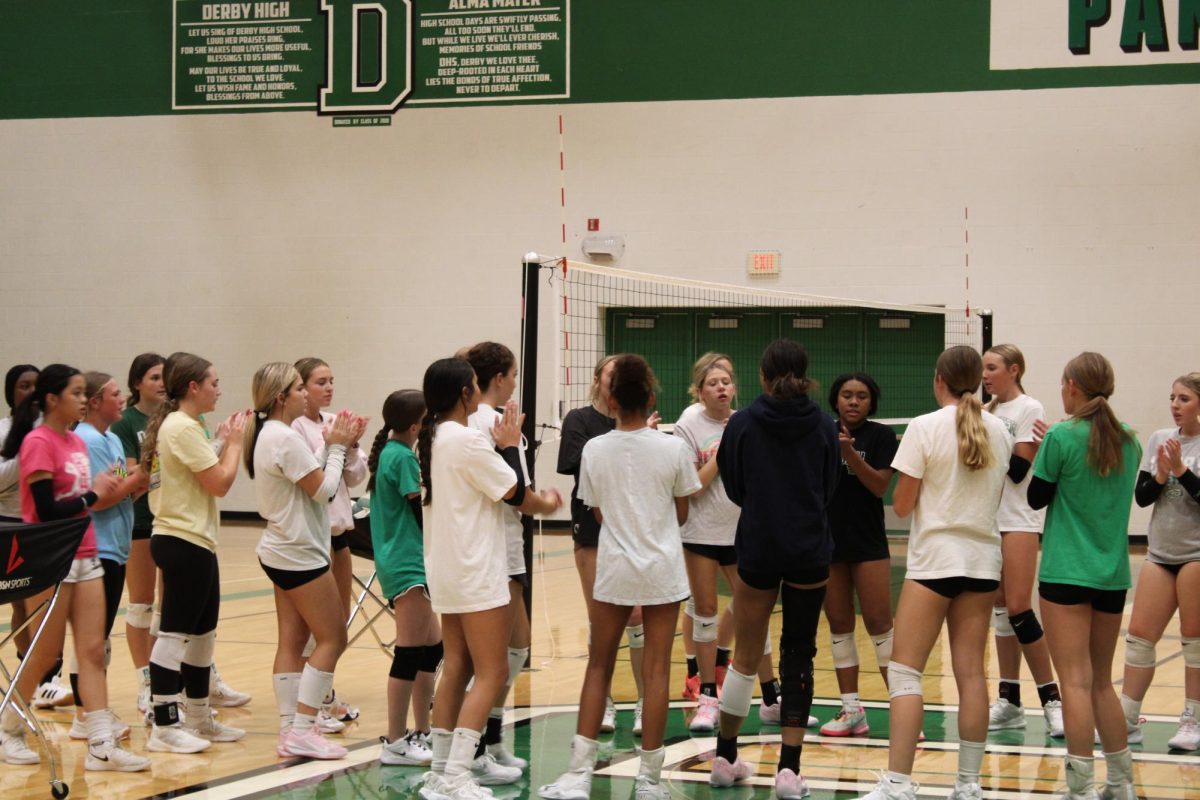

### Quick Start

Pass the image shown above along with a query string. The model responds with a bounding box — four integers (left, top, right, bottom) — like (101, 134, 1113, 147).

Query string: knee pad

(717, 667, 754, 718)
(420, 641, 444, 673)
(1124, 635, 1157, 669)
(507, 646, 529, 687)
(301, 634, 316, 659)
(183, 630, 216, 668)
(780, 644, 815, 728)
(1010, 609, 1044, 645)
(391, 645, 423, 681)
(150, 633, 186, 672)
(298, 664, 334, 710)
(887, 661, 923, 699)
(125, 603, 153, 630)
(780, 584, 823, 652)
(684, 597, 695, 619)
(1181, 638, 1200, 670)
(693, 614, 718, 644)
(871, 628, 894, 669)
(992, 606, 1014, 637)
(149, 606, 162, 638)
(626, 624, 645, 650)
(830, 633, 860, 669)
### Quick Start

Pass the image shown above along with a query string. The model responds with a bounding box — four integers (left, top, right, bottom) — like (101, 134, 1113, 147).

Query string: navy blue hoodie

(716, 393, 839, 573)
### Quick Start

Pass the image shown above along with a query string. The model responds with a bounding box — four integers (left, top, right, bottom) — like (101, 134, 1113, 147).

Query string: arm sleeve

(1135, 470, 1165, 507)
(279, 433, 343, 502)
(498, 446, 527, 507)
(342, 444, 369, 489)
(29, 479, 89, 520)
(1027, 475, 1057, 510)
(556, 411, 586, 476)
(1007, 455, 1031, 484)
(1178, 469, 1200, 505)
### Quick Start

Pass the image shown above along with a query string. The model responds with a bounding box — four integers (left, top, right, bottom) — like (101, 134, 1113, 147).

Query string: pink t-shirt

(19, 426, 98, 559)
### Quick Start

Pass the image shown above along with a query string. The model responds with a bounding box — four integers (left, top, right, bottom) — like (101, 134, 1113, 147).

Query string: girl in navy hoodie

(710, 339, 839, 800)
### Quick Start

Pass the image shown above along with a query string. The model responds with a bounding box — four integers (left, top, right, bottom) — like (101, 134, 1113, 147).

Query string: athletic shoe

(715, 664, 728, 693)
(278, 725, 348, 759)
(632, 699, 644, 737)
(420, 771, 454, 800)
(1044, 700, 1065, 738)
(86, 742, 151, 772)
(486, 742, 527, 770)
(471, 752, 522, 785)
(538, 766, 592, 800)
(988, 698, 1026, 731)
(709, 756, 753, 787)
(682, 675, 700, 701)
(1097, 785, 1137, 800)
(599, 697, 616, 733)
(774, 768, 810, 799)
(381, 734, 433, 766)
(690, 695, 720, 732)
(1168, 711, 1200, 751)
(136, 685, 151, 719)
(808, 715, 818, 727)
(819, 707, 869, 737)
(1126, 716, 1146, 745)
(318, 709, 346, 734)
(147, 724, 211, 754)
(209, 674, 252, 708)
(0, 728, 39, 765)
(635, 776, 669, 800)
(69, 710, 131, 741)
(948, 781, 983, 800)
(445, 771, 495, 800)
(30, 680, 73, 709)
(185, 716, 246, 743)
(859, 772, 919, 800)
(759, 701, 781, 725)
(1062, 791, 1101, 800)
(327, 697, 360, 722)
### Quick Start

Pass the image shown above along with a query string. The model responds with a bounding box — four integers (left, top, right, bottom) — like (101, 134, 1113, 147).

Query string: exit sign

(747, 250, 781, 276)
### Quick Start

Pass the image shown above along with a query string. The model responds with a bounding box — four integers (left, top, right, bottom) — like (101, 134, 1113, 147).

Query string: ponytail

(242, 413, 268, 478)
(1062, 352, 1134, 477)
(2, 364, 81, 460)
(140, 352, 213, 472)
(955, 392, 992, 471)
(366, 426, 391, 493)
(368, 389, 426, 494)
(417, 412, 436, 506)
(244, 362, 299, 479)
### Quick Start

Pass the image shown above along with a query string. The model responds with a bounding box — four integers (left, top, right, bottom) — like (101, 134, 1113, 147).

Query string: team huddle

(0, 342, 1197, 800)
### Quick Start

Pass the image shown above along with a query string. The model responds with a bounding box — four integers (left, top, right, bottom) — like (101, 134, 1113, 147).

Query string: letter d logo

(319, 0, 412, 114)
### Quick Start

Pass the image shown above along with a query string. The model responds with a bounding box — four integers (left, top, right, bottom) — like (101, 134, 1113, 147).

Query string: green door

(862, 311, 944, 419)
(780, 309, 862, 412)
(693, 310, 777, 413)
(606, 310, 694, 423)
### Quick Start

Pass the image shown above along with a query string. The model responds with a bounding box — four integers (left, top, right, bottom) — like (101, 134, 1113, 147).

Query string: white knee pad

(125, 602, 154, 630)
(298, 664, 334, 710)
(301, 634, 316, 659)
(717, 667, 754, 718)
(1124, 635, 1157, 669)
(830, 634, 859, 669)
(150, 633, 187, 672)
(1182, 638, 1200, 669)
(693, 614, 718, 644)
(887, 661, 923, 699)
(626, 624, 645, 650)
(184, 630, 216, 668)
(992, 606, 1014, 637)
(149, 606, 162, 638)
(871, 628, 894, 669)
(684, 597, 695, 619)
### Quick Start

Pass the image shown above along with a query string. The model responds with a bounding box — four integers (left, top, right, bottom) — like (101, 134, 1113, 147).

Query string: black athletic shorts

(831, 529, 890, 564)
(131, 526, 152, 542)
(1149, 560, 1198, 576)
(152, 534, 220, 636)
(260, 561, 329, 591)
(914, 577, 999, 599)
(100, 558, 126, 639)
(683, 542, 738, 566)
(1038, 581, 1126, 614)
(509, 572, 530, 589)
(739, 564, 829, 591)
(331, 532, 351, 552)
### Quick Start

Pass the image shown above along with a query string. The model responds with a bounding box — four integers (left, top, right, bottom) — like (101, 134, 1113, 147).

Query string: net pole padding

(979, 308, 995, 403)
(519, 256, 540, 621)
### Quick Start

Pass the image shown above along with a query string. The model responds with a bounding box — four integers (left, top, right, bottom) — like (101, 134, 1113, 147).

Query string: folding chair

(0, 516, 90, 800)
(343, 508, 395, 657)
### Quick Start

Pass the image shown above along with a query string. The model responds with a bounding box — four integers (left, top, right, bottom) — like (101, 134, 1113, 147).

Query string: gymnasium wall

(2, 2, 1198, 528)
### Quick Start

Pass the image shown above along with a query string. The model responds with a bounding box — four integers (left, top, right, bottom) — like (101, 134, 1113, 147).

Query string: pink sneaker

(774, 768, 810, 799)
(690, 695, 720, 732)
(709, 755, 753, 787)
(278, 725, 348, 760)
(682, 675, 700, 701)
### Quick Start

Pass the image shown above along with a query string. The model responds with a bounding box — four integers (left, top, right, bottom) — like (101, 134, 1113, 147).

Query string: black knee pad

(419, 641, 444, 673)
(779, 584, 823, 728)
(391, 646, 424, 681)
(1009, 609, 1044, 646)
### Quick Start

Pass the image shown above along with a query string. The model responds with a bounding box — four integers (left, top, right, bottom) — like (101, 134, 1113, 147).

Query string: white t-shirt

(891, 404, 1012, 581)
(578, 427, 701, 605)
(425, 421, 517, 614)
(672, 408, 739, 546)
(990, 394, 1047, 533)
(469, 403, 528, 576)
(0, 416, 21, 518)
(253, 420, 331, 571)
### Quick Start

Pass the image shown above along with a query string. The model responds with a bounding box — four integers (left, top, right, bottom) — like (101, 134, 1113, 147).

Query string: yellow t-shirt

(149, 411, 220, 552)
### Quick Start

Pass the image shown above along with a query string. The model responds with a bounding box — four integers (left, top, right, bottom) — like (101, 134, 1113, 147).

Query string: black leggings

(152, 535, 220, 636)
(778, 583, 826, 729)
(100, 558, 126, 639)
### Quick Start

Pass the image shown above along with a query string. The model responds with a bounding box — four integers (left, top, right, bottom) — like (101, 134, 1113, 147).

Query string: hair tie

(256, 410, 269, 421)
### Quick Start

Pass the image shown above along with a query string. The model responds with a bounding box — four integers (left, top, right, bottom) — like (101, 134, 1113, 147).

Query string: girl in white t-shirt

(418, 357, 561, 800)
(860, 346, 1011, 800)
(244, 362, 365, 760)
(982, 344, 1063, 738)
(540, 354, 700, 800)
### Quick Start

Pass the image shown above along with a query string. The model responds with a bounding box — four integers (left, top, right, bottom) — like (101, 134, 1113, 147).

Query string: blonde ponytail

(955, 392, 992, 471)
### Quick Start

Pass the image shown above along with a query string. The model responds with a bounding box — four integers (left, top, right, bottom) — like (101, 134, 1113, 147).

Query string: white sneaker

(137, 685, 151, 718)
(820, 706, 869, 737)
(774, 768, 810, 799)
(635, 776, 669, 800)
(445, 771, 495, 800)
(278, 725, 348, 759)
(599, 697, 616, 733)
(1168, 711, 1200, 750)
(759, 701, 781, 725)
(0, 728, 39, 765)
(31, 680, 73, 709)
(486, 742, 527, 770)
(808, 714, 818, 727)
(318, 709, 346, 734)
(949, 781, 983, 800)
(709, 756, 753, 787)
(859, 772, 919, 800)
(185, 716, 246, 742)
(381, 733, 434, 766)
(1044, 700, 1065, 738)
(69, 710, 131, 741)
(632, 699, 644, 737)
(988, 698, 1026, 730)
(538, 766, 592, 800)
(86, 742, 151, 772)
(326, 694, 360, 722)
(1126, 716, 1145, 745)
(420, 771, 454, 800)
(471, 752, 522, 785)
(209, 675, 252, 708)
(146, 724, 212, 754)
(1097, 784, 1137, 800)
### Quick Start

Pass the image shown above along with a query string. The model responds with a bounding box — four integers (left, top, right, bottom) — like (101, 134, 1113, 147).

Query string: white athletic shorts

(64, 557, 104, 584)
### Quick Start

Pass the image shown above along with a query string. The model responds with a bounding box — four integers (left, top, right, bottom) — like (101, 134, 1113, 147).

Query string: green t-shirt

(1033, 418, 1142, 590)
(371, 439, 426, 599)
(111, 405, 153, 532)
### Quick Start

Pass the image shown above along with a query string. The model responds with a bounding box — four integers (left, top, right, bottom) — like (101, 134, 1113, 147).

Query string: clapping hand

(493, 400, 524, 449)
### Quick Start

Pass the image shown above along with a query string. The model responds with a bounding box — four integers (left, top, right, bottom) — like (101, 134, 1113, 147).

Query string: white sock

(567, 734, 599, 771)
(446, 727, 481, 778)
(956, 739, 985, 784)
(431, 727, 453, 774)
(85, 708, 115, 750)
(273, 672, 301, 732)
(638, 745, 665, 784)
(840, 691, 861, 711)
(884, 770, 911, 789)
(1120, 693, 1142, 724)
(1103, 748, 1132, 787)
(1184, 698, 1200, 720)
(1065, 755, 1094, 795)
(185, 696, 211, 729)
(293, 710, 317, 731)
